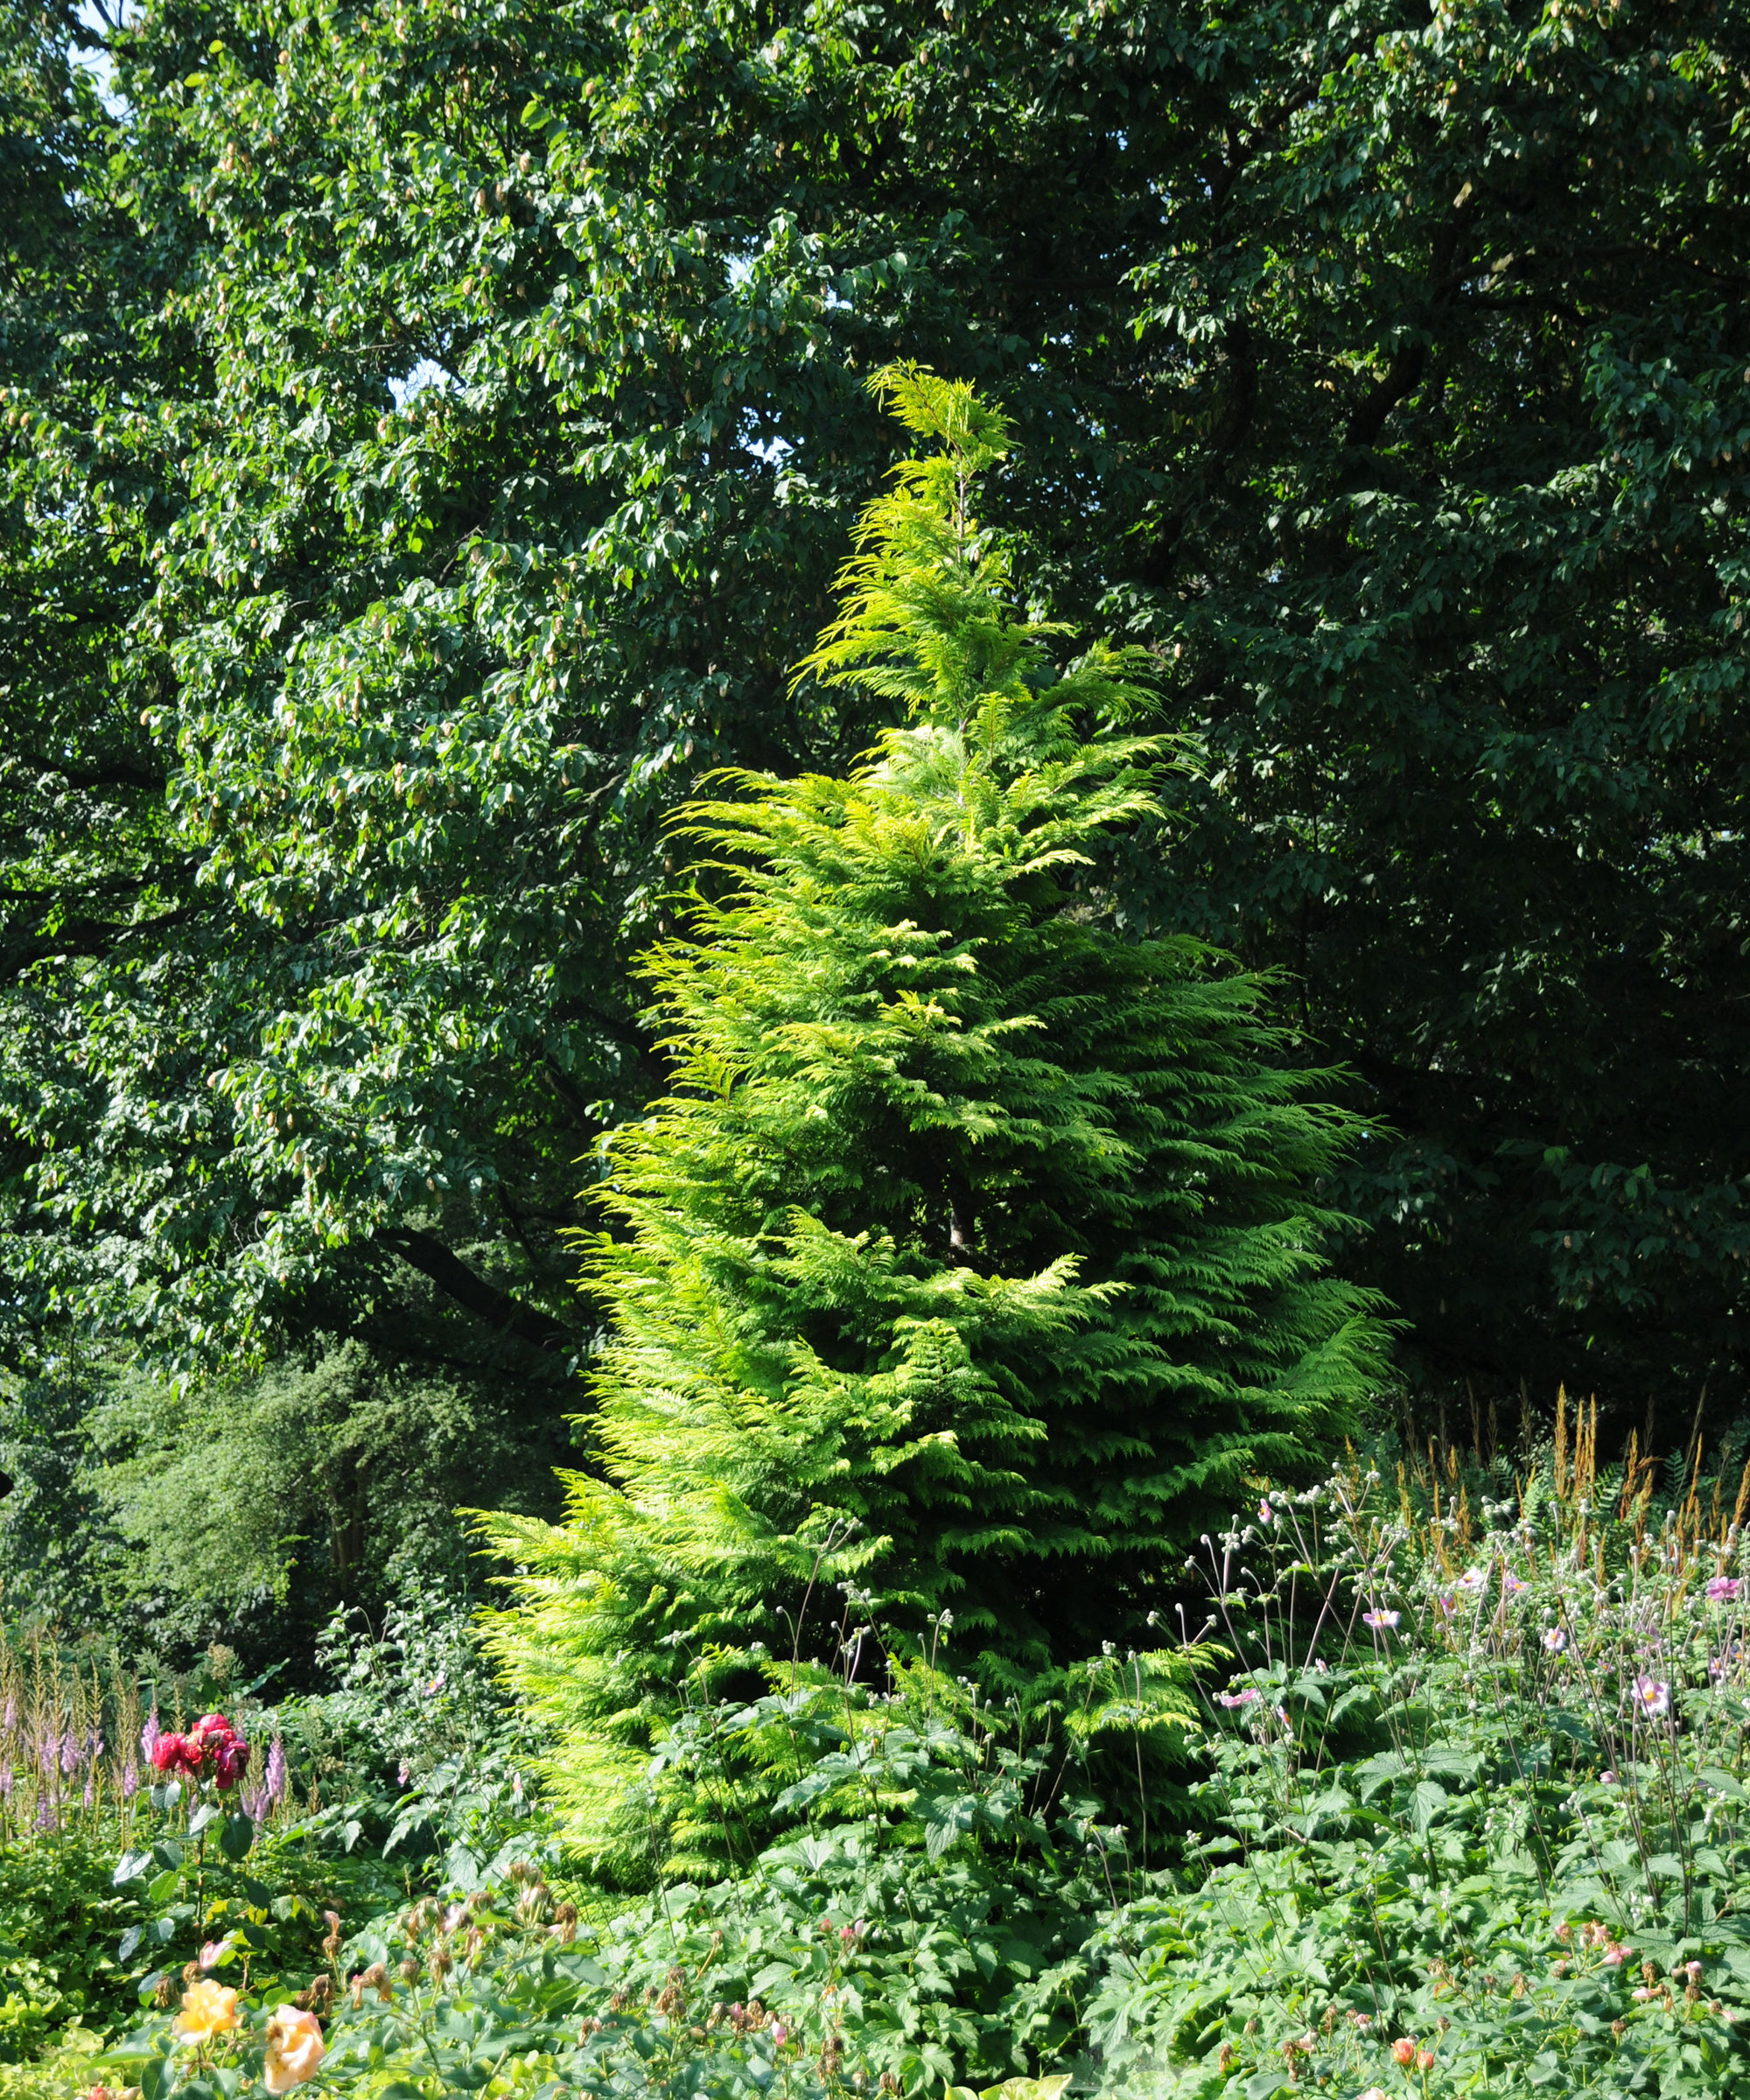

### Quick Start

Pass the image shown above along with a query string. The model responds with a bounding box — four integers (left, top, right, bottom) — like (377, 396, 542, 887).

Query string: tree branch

(380, 1227, 578, 1358)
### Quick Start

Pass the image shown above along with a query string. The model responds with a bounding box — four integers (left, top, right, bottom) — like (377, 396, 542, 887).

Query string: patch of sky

(388, 359, 458, 410)
(73, 3, 129, 117)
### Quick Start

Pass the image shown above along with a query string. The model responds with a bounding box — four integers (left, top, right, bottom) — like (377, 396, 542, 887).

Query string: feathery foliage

(479, 370, 1390, 1863)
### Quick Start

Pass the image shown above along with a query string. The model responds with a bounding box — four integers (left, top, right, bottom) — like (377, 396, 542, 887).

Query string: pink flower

(1604, 1942, 1632, 1966)
(263, 2006, 326, 2094)
(1708, 1576, 1741, 1602)
(1391, 2036, 1418, 2066)
(1363, 1609, 1400, 1631)
(1457, 1569, 1486, 1592)
(150, 1732, 200, 1778)
(1218, 1688, 1258, 1708)
(1416, 2049, 1435, 2072)
(1258, 1501, 1275, 1524)
(1502, 1571, 1528, 1594)
(1600, 1769, 1619, 1785)
(1632, 1675, 1670, 1719)
(1544, 1627, 1568, 1652)
(1434, 1595, 1457, 1617)
(770, 2023, 789, 2047)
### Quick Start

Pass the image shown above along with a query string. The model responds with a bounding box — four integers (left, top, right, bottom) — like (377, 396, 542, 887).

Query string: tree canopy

(0, 0, 1745, 1434)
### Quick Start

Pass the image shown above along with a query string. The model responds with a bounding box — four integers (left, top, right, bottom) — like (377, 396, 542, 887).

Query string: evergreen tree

(481, 372, 1390, 1848)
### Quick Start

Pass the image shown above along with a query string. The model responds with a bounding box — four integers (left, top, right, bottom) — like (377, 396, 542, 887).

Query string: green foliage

(80, 1340, 568, 1662)
(1082, 1446, 1750, 2096)
(0, 0, 1743, 1427)
(479, 369, 1384, 1858)
(273, 1586, 550, 1887)
(0, 1327, 570, 1674)
(94, 1648, 1185, 2100)
(0, 1838, 138, 2062)
(79, 1432, 1750, 2100)
(0, 1378, 112, 1632)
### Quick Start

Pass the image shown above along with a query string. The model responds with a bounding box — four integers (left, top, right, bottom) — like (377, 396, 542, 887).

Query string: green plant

(479, 366, 1387, 1862)
(94, 1620, 1196, 2100)
(272, 1585, 550, 1886)
(5, 0, 1746, 1430)
(1082, 1426, 1750, 2096)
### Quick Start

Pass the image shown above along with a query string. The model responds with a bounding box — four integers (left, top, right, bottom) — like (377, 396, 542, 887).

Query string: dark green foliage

(0, 0, 1744, 1431)
(0, 1377, 112, 1632)
(480, 371, 1386, 1857)
(0, 1327, 569, 1672)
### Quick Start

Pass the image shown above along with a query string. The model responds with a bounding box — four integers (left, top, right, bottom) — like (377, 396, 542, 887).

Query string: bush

(90, 1631, 1190, 2100)
(270, 1585, 549, 1888)
(1087, 1419, 1750, 2096)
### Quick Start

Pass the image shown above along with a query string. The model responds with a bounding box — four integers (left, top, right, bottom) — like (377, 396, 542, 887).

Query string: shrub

(93, 1635, 1191, 2100)
(271, 1585, 549, 1888)
(1088, 1418, 1750, 2096)
(480, 367, 1389, 1865)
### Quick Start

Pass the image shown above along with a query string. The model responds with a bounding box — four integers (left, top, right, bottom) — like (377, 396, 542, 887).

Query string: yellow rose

(171, 1980, 241, 2043)
(262, 2006, 326, 2094)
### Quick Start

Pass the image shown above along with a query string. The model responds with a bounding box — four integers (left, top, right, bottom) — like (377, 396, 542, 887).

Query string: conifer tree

(481, 371, 1390, 1845)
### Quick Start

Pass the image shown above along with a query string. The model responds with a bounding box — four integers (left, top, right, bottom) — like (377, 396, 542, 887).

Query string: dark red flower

(212, 1736, 250, 1791)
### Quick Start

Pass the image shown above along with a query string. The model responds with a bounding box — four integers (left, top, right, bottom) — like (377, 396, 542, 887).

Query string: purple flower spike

(121, 1760, 138, 1800)
(60, 1732, 80, 1777)
(0, 1766, 12, 1800)
(140, 1710, 161, 1764)
(265, 1735, 287, 1805)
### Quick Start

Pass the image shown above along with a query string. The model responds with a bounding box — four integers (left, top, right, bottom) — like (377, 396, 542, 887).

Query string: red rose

(150, 1732, 192, 1774)
(212, 1736, 250, 1791)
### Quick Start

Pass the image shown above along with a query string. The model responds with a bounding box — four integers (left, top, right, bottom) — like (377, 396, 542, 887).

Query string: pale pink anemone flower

(1632, 1675, 1671, 1720)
